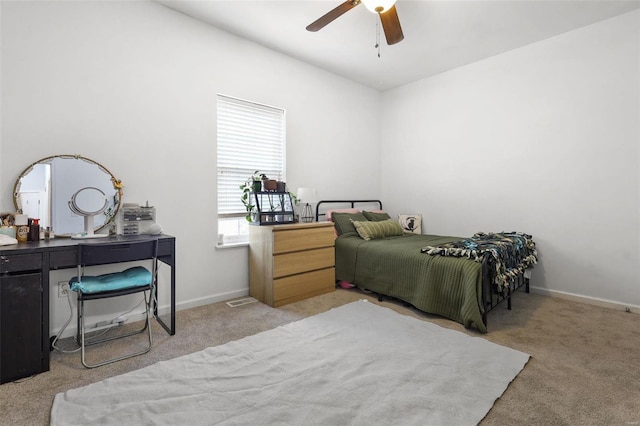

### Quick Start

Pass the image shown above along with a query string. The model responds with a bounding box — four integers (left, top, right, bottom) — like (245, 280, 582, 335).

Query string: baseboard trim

(173, 289, 250, 313)
(55, 286, 637, 340)
(154, 288, 251, 318)
(529, 286, 639, 313)
(54, 289, 251, 339)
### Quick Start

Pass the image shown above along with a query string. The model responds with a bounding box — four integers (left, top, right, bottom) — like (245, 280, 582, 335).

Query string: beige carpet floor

(0, 288, 638, 425)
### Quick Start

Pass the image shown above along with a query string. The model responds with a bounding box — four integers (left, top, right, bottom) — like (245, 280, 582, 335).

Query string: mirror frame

(13, 154, 123, 234)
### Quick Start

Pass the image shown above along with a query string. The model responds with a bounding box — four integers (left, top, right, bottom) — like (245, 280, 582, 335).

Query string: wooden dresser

(249, 222, 335, 307)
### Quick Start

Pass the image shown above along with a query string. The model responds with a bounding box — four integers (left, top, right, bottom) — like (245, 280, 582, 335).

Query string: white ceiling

(155, 0, 639, 91)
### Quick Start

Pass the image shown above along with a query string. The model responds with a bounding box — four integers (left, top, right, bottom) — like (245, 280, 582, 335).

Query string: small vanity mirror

(68, 186, 110, 239)
(13, 155, 122, 236)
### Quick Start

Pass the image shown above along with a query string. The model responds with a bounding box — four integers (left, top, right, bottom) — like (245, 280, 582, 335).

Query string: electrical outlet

(58, 281, 69, 298)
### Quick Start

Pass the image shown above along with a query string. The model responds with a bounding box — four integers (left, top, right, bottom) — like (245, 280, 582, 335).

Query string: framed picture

(398, 214, 422, 234)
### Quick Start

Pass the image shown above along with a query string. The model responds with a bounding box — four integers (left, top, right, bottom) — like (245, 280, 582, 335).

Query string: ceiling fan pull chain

(375, 18, 381, 58)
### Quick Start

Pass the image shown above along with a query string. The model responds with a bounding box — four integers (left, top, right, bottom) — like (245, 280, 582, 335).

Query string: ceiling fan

(306, 0, 404, 45)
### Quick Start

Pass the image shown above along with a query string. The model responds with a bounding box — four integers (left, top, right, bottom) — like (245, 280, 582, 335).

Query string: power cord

(51, 282, 150, 353)
(50, 284, 80, 353)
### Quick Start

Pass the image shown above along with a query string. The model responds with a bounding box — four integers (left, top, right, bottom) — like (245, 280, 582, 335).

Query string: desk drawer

(49, 249, 77, 270)
(81, 241, 157, 265)
(50, 239, 173, 269)
(158, 238, 174, 258)
(0, 253, 42, 274)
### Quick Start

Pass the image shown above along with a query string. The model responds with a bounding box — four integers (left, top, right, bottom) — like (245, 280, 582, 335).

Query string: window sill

(215, 242, 249, 249)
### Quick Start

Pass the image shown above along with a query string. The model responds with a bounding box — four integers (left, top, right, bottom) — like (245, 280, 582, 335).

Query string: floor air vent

(226, 297, 258, 308)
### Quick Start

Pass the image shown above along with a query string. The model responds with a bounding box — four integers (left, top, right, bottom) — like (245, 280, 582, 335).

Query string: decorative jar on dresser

(249, 222, 335, 307)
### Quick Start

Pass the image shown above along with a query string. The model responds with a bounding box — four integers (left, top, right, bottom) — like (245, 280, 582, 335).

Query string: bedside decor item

(251, 191, 295, 225)
(296, 187, 317, 223)
(398, 214, 422, 234)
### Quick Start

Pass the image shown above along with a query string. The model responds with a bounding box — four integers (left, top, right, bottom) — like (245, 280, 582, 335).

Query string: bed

(315, 200, 537, 333)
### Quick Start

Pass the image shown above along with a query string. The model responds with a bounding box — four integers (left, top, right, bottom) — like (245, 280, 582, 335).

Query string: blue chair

(70, 238, 158, 368)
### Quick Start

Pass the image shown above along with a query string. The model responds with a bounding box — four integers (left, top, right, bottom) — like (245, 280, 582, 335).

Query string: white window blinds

(217, 94, 286, 216)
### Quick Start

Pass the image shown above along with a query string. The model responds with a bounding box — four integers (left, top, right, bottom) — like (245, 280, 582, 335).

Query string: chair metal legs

(77, 289, 153, 369)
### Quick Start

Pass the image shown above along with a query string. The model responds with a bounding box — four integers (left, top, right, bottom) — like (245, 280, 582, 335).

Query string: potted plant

(263, 179, 278, 191)
(240, 171, 267, 222)
(104, 206, 118, 235)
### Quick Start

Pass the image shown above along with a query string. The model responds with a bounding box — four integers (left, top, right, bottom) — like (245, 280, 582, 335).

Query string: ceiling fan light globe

(361, 0, 397, 14)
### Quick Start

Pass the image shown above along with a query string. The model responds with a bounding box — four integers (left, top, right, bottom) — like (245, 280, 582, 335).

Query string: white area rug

(51, 300, 529, 425)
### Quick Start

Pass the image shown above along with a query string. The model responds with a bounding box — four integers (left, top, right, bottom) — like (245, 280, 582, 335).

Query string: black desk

(0, 234, 176, 384)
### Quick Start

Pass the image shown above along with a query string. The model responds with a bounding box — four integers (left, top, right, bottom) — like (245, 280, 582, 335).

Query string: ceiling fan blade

(306, 0, 360, 32)
(379, 5, 404, 45)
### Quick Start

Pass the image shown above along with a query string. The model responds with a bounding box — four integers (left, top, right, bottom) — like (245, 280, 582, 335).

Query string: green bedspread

(335, 234, 487, 333)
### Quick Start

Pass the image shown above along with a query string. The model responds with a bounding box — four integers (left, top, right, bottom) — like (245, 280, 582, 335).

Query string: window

(217, 94, 286, 244)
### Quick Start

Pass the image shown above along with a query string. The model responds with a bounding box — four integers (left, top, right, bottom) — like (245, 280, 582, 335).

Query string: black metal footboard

(480, 254, 530, 329)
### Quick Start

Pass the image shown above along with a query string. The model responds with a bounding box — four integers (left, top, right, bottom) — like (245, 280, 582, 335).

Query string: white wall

(0, 0, 381, 334)
(380, 10, 640, 308)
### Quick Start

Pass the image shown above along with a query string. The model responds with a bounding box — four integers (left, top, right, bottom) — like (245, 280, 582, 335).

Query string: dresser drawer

(273, 268, 335, 307)
(273, 247, 334, 278)
(0, 253, 42, 274)
(273, 226, 334, 254)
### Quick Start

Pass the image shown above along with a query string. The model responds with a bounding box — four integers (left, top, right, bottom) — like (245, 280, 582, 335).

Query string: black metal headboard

(315, 200, 383, 221)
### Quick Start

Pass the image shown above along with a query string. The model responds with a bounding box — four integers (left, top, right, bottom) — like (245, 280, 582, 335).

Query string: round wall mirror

(13, 155, 123, 236)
